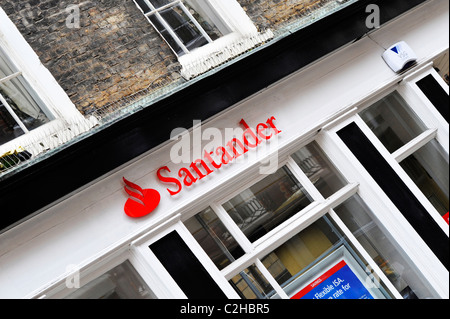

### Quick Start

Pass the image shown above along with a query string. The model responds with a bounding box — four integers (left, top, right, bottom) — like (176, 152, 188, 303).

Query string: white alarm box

(382, 41, 417, 73)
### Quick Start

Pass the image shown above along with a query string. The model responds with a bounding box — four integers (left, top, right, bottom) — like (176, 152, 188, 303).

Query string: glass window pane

(64, 261, 156, 299)
(223, 166, 313, 242)
(135, 0, 152, 14)
(0, 47, 17, 79)
(334, 195, 440, 299)
(149, 14, 184, 55)
(184, 0, 227, 40)
(160, 5, 208, 51)
(0, 98, 25, 145)
(262, 216, 391, 299)
(360, 91, 427, 153)
(149, 0, 173, 9)
(0, 76, 51, 131)
(291, 142, 347, 198)
(400, 140, 449, 216)
(185, 207, 245, 270)
(229, 264, 276, 299)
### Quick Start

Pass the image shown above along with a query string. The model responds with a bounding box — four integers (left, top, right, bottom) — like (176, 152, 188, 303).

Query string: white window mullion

(151, 0, 182, 12)
(143, 0, 190, 55)
(392, 128, 437, 162)
(354, 116, 448, 234)
(0, 92, 29, 133)
(177, 222, 241, 299)
(328, 208, 404, 299)
(285, 156, 326, 202)
(210, 202, 254, 254)
(254, 259, 290, 299)
(178, 1, 213, 43)
(0, 71, 22, 84)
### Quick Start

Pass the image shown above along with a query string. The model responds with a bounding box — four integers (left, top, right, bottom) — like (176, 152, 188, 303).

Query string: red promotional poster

(291, 260, 373, 300)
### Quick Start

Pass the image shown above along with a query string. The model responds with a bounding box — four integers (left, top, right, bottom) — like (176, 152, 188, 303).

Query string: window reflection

(360, 91, 427, 153)
(223, 166, 313, 242)
(185, 207, 245, 270)
(334, 195, 439, 299)
(291, 141, 347, 198)
(399, 139, 449, 216)
(229, 264, 275, 299)
(261, 216, 391, 299)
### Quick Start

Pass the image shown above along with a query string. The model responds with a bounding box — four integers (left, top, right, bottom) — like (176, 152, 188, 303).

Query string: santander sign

(123, 116, 281, 218)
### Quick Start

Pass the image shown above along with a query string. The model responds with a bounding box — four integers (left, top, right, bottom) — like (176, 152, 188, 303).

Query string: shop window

(222, 166, 313, 242)
(64, 261, 156, 299)
(291, 141, 347, 199)
(359, 90, 449, 220)
(0, 46, 53, 146)
(333, 195, 439, 299)
(229, 264, 276, 299)
(338, 123, 449, 269)
(359, 91, 427, 153)
(399, 139, 449, 216)
(184, 207, 245, 270)
(180, 139, 444, 299)
(261, 216, 390, 299)
(134, 0, 230, 56)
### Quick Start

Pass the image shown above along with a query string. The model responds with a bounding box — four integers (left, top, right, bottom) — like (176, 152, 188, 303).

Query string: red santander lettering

(157, 166, 183, 196)
(157, 116, 282, 196)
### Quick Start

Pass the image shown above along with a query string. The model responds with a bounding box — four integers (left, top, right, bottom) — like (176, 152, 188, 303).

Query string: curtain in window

(0, 50, 41, 119)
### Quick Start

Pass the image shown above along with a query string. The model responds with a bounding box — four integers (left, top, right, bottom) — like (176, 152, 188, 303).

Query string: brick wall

(0, 0, 180, 115)
(1, 0, 330, 116)
(237, 0, 329, 32)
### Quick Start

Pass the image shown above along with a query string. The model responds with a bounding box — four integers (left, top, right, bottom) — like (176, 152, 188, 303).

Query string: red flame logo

(123, 177, 161, 218)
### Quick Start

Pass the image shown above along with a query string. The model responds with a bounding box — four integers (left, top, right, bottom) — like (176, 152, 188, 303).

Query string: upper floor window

(0, 46, 54, 145)
(0, 6, 97, 176)
(133, 0, 274, 79)
(135, 0, 231, 56)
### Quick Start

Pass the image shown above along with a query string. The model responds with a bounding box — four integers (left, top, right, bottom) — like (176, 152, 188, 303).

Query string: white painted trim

(328, 208, 404, 299)
(392, 129, 437, 162)
(318, 129, 449, 298)
(354, 109, 448, 234)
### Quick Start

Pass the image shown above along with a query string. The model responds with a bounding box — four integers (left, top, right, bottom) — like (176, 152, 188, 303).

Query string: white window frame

(0, 7, 97, 167)
(133, 0, 274, 79)
(136, 0, 227, 56)
(131, 217, 241, 299)
(167, 137, 445, 299)
(0, 46, 55, 137)
(339, 77, 449, 232)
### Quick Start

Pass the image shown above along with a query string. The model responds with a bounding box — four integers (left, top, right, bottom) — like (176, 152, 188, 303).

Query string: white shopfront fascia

(0, 0, 448, 299)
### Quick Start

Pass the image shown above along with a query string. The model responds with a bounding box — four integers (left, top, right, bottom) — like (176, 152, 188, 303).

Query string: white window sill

(0, 115, 98, 168)
(179, 30, 274, 80)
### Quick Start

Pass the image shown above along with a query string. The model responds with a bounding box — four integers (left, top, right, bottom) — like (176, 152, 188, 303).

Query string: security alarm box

(382, 41, 417, 73)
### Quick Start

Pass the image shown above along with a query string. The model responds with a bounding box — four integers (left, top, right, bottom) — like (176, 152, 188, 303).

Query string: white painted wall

(0, 0, 448, 298)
